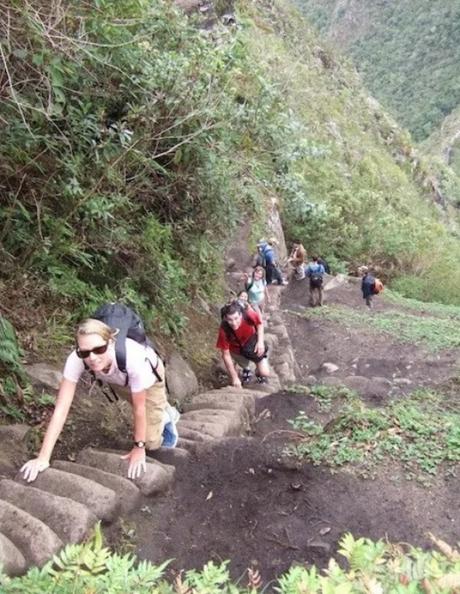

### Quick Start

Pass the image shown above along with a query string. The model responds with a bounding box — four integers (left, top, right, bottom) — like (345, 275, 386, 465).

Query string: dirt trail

(109, 279, 460, 587)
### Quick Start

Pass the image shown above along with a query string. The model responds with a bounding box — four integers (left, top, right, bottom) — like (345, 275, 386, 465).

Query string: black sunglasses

(76, 343, 109, 359)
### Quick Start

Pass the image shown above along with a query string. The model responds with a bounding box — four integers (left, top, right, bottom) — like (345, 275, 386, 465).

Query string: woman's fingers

(20, 459, 49, 482)
(128, 460, 146, 479)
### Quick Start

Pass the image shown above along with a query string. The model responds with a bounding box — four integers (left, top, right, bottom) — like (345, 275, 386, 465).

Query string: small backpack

(373, 279, 384, 294)
(91, 303, 163, 385)
(309, 269, 323, 288)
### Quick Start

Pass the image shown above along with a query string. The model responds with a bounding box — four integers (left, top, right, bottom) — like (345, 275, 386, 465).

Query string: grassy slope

(292, 0, 460, 143)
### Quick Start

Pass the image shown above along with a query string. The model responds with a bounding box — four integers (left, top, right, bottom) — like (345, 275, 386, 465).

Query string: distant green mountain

(292, 0, 460, 142)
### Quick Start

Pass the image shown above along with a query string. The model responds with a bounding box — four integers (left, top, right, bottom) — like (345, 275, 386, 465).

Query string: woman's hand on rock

(121, 448, 147, 480)
(20, 458, 50, 482)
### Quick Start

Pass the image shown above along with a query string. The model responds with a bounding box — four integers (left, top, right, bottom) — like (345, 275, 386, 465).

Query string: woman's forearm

(39, 379, 76, 461)
(132, 391, 147, 442)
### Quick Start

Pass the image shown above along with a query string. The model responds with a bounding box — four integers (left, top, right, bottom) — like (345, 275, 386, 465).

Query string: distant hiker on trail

(242, 265, 270, 313)
(217, 301, 269, 387)
(21, 304, 179, 483)
(287, 241, 306, 280)
(306, 255, 326, 307)
(256, 238, 288, 286)
(360, 266, 383, 308)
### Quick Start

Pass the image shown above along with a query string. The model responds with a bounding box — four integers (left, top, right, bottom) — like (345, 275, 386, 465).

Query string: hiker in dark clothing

(361, 266, 376, 308)
(305, 256, 326, 307)
(318, 256, 330, 275)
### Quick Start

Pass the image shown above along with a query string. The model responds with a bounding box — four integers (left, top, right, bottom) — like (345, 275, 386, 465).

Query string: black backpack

(309, 273, 323, 288)
(91, 303, 163, 388)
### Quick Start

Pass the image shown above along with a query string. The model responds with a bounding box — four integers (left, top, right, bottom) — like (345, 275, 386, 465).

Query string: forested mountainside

(422, 107, 460, 181)
(292, 0, 460, 143)
(1, 0, 460, 351)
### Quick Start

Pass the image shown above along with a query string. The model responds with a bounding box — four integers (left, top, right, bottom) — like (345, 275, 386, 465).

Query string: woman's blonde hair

(76, 318, 118, 341)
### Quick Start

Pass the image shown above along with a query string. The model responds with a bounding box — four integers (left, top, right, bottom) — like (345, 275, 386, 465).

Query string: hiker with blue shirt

(21, 308, 179, 483)
(305, 255, 326, 307)
(256, 238, 287, 286)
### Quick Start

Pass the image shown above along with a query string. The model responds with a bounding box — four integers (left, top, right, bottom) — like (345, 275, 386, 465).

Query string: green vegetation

(422, 106, 460, 184)
(0, 316, 30, 421)
(300, 302, 460, 351)
(289, 387, 460, 482)
(384, 289, 460, 319)
(238, 1, 460, 305)
(1, 0, 460, 368)
(2, 524, 460, 593)
(0, 0, 270, 337)
(294, 0, 460, 142)
(285, 382, 354, 411)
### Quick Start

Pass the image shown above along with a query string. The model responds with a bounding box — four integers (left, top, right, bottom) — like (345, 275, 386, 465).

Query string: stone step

(177, 425, 216, 443)
(76, 448, 175, 496)
(0, 425, 30, 475)
(0, 532, 27, 576)
(15, 467, 118, 522)
(176, 437, 201, 451)
(147, 447, 190, 466)
(178, 419, 232, 440)
(183, 389, 256, 419)
(52, 461, 141, 514)
(264, 332, 280, 350)
(0, 479, 96, 543)
(181, 408, 245, 434)
(0, 500, 63, 567)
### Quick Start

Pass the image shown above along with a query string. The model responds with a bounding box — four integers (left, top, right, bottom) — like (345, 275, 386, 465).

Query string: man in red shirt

(216, 302, 270, 388)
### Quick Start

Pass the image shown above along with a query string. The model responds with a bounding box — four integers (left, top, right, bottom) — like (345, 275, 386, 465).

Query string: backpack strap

(85, 366, 120, 404)
(146, 356, 163, 383)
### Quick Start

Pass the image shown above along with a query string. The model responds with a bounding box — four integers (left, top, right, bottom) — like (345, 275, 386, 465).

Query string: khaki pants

(110, 359, 167, 450)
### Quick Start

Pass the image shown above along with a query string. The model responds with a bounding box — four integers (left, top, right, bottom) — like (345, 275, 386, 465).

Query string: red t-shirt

(216, 308, 262, 353)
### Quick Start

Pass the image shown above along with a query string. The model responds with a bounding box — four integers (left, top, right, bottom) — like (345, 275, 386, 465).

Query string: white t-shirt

(63, 338, 159, 393)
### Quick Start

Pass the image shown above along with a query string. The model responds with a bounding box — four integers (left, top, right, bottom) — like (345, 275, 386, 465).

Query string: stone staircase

(0, 285, 297, 577)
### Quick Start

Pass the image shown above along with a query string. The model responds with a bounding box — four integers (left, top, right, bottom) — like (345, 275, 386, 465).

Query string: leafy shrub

(2, 525, 460, 593)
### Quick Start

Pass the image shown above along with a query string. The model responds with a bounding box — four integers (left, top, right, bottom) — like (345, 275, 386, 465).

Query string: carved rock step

(0, 479, 96, 543)
(0, 532, 27, 576)
(0, 500, 62, 567)
(183, 388, 257, 418)
(53, 461, 141, 514)
(0, 424, 30, 474)
(181, 408, 245, 434)
(76, 448, 175, 496)
(147, 447, 191, 467)
(15, 467, 118, 522)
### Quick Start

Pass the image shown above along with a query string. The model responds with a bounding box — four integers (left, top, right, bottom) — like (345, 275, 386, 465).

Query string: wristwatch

(134, 440, 146, 448)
